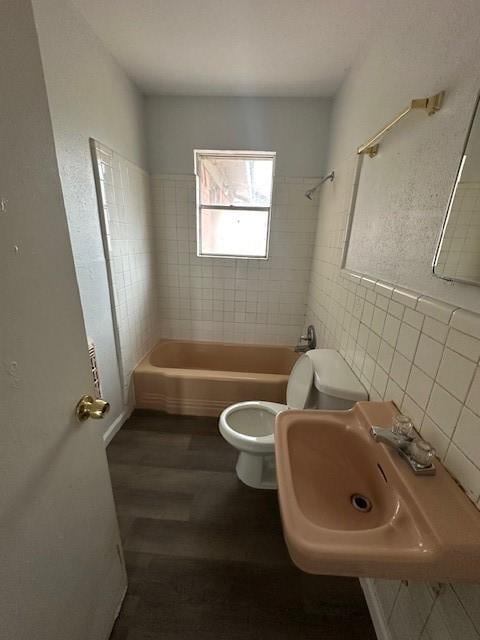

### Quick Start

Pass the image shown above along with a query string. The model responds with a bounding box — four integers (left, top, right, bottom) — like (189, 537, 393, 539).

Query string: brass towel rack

(357, 91, 445, 158)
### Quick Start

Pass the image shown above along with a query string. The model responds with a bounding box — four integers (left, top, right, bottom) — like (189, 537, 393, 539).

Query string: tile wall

(150, 174, 320, 345)
(306, 156, 480, 640)
(92, 141, 159, 402)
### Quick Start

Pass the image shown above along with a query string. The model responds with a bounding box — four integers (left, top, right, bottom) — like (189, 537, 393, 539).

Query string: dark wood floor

(108, 410, 376, 640)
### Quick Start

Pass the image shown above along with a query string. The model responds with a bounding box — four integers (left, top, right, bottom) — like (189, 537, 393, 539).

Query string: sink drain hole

(351, 494, 372, 513)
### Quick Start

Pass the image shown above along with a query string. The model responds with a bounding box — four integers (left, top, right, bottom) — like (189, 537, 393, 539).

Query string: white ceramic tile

(396, 323, 420, 361)
(426, 384, 462, 437)
(414, 334, 444, 378)
(383, 314, 401, 347)
(366, 330, 381, 359)
(361, 276, 376, 289)
(385, 378, 404, 409)
(422, 316, 449, 344)
(374, 281, 394, 298)
(388, 299, 405, 320)
(373, 579, 401, 620)
(372, 307, 387, 335)
(363, 354, 376, 381)
(373, 363, 388, 397)
(416, 296, 456, 324)
(451, 309, 480, 340)
(466, 367, 480, 416)
(424, 585, 479, 640)
(406, 365, 434, 410)
(401, 394, 425, 427)
(392, 287, 418, 309)
(453, 407, 480, 467)
(436, 348, 476, 402)
(451, 583, 480, 634)
(445, 444, 480, 501)
(403, 308, 424, 330)
(390, 351, 412, 389)
(378, 340, 394, 373)
(421, 415, 450, 459)
(446, 328, 480, 363)
(389, 583, 434, 640)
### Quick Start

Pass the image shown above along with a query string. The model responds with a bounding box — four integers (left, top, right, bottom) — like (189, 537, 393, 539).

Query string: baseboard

(103, 405, 133, 446)
(360, 578, 392, 640)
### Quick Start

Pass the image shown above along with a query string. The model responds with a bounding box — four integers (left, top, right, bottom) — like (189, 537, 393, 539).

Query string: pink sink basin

(275, 401, 480, 582)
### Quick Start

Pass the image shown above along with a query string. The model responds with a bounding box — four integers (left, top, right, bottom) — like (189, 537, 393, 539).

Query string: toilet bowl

(219, 349, 368, 490)
(219, 401, 286, 489)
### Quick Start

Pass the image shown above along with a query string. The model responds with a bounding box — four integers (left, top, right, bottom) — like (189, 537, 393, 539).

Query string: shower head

(304, 171, 335, 200)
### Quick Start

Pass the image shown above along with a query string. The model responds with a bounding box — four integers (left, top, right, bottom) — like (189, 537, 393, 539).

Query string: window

(195, 150, 275, 259)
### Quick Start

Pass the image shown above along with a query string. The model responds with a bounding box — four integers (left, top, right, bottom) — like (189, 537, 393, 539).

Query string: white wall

(32, 0, 148, 435)
(306, 1, 480, 638)
(145, 96, 331, 176)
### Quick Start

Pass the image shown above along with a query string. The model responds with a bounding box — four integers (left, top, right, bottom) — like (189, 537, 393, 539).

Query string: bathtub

(133, 339, 299, 417)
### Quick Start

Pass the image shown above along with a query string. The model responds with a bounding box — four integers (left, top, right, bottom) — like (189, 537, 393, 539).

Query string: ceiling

(71, 0, 387, 97)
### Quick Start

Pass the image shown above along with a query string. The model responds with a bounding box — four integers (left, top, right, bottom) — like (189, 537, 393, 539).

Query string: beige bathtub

(133, 339, 299, 417)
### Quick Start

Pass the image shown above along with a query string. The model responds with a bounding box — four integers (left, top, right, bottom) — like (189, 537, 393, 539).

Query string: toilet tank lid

(306, 349, 368, 402)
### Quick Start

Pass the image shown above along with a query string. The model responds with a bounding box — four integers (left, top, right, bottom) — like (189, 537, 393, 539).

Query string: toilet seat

(219, 401, 287, 453)
(219, 355, 314, 455)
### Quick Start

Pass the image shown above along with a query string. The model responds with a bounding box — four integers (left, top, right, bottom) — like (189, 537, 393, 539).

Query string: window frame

(194, 149, 276, 260)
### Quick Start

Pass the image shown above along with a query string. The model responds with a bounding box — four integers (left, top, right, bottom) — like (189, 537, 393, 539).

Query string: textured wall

(145, 96, 331, 177)
(32, 0, 147, 436)
(332, 1, 480, 313)
(306, 0, 480, 637)
(152, 174, 320, 344)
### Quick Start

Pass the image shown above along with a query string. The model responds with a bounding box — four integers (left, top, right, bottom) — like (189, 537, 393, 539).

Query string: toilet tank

(305, 349, 368, 410)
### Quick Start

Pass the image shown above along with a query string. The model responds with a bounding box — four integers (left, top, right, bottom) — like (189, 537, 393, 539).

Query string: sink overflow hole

(351, 494, 372, 513)
(377, 463, 388, 484)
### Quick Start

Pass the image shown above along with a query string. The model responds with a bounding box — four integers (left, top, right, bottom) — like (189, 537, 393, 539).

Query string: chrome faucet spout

(370, 424, 436, 475)
(370, 426, 410, 451)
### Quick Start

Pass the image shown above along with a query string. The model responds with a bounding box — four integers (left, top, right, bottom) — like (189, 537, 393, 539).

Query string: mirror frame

(433, 92, 480, 286)
(340, 153, 364, 272)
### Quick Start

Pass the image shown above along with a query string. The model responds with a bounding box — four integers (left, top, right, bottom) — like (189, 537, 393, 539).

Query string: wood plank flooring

(108, 410, 376, 640)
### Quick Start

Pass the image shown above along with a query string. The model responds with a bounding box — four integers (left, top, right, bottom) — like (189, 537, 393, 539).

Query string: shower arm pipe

(357, 91, 445, 158)
(304, 171, 335, 199)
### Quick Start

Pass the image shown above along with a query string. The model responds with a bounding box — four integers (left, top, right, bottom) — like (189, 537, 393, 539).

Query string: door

(0, 2, 126, 639)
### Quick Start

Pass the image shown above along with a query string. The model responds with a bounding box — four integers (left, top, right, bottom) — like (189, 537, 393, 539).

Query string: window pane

(198, 156, 273, 207)
(200, 208, 269, 257)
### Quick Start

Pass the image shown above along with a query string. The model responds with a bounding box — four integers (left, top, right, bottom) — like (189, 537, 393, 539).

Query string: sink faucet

(370, 422, 436, 475)
(295, 325, 316, 352)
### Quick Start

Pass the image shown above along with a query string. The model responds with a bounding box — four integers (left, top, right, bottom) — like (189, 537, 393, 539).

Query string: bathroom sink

(275, 401, 480, 581)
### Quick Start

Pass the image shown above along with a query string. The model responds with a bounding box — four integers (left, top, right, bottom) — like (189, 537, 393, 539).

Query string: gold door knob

(76, 395, 110, 421)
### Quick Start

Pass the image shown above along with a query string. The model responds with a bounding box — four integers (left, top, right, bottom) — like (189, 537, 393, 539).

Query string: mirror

(434, 94, 480, 285)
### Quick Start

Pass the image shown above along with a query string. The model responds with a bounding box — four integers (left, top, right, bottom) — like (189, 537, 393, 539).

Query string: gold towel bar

(357, 91, 445, 158)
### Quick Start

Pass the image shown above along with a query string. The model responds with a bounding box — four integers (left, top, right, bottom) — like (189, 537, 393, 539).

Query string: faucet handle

(392, 414, 416, 440)
(409, 439, 436, 467)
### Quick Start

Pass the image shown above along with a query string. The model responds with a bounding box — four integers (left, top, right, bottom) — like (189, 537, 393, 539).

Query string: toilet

(219, 349, 368, 489)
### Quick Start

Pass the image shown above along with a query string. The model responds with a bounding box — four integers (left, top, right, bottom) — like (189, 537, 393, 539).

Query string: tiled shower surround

(92, 141, 158, 402)
(151, 174, 321, 344)
(306, 158, 480, 640)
